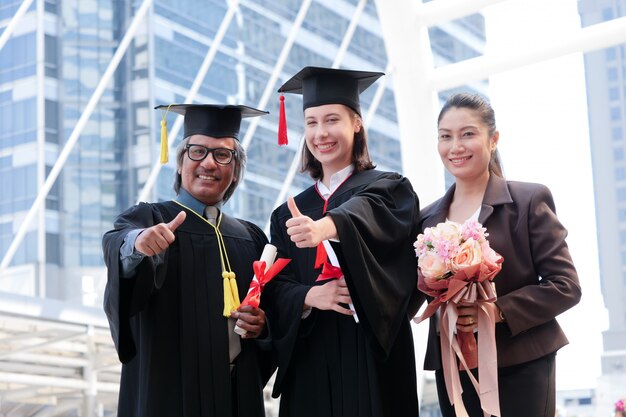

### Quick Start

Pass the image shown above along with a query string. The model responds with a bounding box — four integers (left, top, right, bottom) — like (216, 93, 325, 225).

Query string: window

(610, 87, 619, 100)
(617, 186, 626, 201)
(617, 166, 626, 181)
(608, 68, 618, 81)
(613, 127, 623, 141)
(611, 107, 622, 121)
(614, 148, 625, 161)
(606, 48, 617, 61)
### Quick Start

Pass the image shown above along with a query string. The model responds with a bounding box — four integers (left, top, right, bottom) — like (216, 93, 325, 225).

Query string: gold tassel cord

(173, 201, 240, 317)
(159, 105, 172, 164)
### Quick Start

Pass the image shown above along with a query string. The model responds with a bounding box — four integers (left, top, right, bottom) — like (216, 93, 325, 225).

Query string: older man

(103, 104, 272, 417)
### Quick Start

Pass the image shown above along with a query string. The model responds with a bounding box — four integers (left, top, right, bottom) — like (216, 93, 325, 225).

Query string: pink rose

(480, 244, 503, 281)
(481, 244, 501, 268)
(432, 221, 462, 243)
(414, 234, 427, 257)
(450, 238, 482, 273)
(419, 251, 449, 279)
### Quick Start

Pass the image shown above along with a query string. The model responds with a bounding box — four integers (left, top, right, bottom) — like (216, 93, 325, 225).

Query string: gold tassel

(159, 105, 172, 164)
(160, 119, 168, 164)
(223, 271, 234, 317)
(228, 271, 240, 310)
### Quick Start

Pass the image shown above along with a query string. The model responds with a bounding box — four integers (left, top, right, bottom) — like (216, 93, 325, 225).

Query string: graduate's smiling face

(179, 134, 237, 205)
(437, 107, 498, 183)
(304, 104, 360, 176)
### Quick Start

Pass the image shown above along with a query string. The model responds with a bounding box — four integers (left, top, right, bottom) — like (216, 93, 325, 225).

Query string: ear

(354, 118, 362, 133)
(490, 131, 499, 151)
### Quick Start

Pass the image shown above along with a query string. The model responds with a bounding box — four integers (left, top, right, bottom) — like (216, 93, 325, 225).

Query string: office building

(578, 0, 626, 414)
(0, 0, 485, 414)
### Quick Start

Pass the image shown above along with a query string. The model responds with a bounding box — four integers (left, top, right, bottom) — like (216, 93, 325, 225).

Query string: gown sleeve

(327, 172, 420, 356)
(102, 203, 168, 363)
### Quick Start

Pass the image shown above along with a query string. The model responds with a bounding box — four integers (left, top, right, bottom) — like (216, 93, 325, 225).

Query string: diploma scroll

(234, 244, 277, 336)
(322, 240, 359, 323)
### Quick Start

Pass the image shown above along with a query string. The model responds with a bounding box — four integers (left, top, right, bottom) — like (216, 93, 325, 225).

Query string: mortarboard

(275, 66, 384, 145)
(154, 104, 268, 163)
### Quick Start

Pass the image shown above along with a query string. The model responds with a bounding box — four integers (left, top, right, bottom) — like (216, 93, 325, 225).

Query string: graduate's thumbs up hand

(167, 211, 186, 232)
(135, 210, 187, 256)
(287, 196, 302, 217)
(285, 196, 337, 248)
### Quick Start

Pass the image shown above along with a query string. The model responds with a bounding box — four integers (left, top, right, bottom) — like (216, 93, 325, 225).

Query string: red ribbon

(240, 258, 291, 308)
(314, 243, 327, 269)
(315, 262, 343, 282)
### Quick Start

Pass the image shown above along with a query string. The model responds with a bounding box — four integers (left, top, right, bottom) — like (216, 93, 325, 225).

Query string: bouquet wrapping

(413, 219, 503, 417)
(234, 244, 291, 336)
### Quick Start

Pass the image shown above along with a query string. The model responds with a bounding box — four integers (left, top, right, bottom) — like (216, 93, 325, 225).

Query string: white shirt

(316, 164, 355, 199)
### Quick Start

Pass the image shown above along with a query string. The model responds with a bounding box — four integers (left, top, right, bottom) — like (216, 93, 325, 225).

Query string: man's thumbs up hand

(135, 211, 187, 256)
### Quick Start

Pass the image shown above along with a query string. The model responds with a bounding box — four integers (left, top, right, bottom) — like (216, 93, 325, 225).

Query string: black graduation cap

(154, 104, 268, 163)
(275, 66, 384, 145)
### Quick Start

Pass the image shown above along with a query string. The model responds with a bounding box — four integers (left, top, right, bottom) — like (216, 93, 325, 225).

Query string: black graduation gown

(102, 201, 274, 417)
(263, 169, 421, 417)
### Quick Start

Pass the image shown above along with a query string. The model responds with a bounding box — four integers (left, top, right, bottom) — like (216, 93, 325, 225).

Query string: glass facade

(0, 0, 485, 305)
(0, 0, 487, 414)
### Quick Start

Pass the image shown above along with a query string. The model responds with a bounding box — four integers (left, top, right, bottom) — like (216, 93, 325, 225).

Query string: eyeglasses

(185, 144, 236, 165)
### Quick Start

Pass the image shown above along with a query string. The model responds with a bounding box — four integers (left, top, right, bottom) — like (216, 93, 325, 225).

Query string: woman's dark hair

(173, 136, 246, 202)
(438, 92, 504, 177)
(300, 109, 375, 180)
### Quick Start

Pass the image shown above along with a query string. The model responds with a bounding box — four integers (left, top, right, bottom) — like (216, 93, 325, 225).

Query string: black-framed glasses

(185, 144, 236, 165)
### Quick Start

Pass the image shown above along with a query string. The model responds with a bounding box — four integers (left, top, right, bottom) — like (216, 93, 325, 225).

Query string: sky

(484, 0, 606, 391)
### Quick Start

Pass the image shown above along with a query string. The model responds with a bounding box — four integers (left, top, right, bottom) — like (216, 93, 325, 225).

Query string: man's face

(179, 134, 237, 205)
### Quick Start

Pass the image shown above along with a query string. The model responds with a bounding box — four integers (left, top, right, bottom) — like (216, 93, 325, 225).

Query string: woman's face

(437, 107, 498, 182)
(304, 104, 360, 176)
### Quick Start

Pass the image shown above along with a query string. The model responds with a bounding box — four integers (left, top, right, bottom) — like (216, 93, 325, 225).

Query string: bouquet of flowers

(413, 219, 503, 417)
(616, 398, 625, 417)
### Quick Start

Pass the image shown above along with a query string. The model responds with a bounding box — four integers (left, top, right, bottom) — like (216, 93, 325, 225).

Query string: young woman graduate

(262, 66, 421, 417)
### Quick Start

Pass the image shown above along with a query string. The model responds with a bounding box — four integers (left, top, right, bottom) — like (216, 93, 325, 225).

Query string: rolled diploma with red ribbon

(234, 244, 277, 336)
(322, 240, 359, 323)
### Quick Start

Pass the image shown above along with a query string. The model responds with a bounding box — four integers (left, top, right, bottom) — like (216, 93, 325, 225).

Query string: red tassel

(278, 94, 288, 146)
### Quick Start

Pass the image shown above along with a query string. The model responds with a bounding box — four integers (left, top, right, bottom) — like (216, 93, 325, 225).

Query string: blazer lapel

(479, 174, 513, 224)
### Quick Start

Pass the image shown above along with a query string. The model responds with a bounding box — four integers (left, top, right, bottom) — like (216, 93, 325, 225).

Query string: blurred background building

(578, 0, 626, 413)
(0, 0, 486, 304)
(2, 0, 625, 415)
(0, 0, 486, 414)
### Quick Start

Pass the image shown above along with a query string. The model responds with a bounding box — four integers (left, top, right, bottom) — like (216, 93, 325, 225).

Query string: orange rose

(450, 238, 482, 273)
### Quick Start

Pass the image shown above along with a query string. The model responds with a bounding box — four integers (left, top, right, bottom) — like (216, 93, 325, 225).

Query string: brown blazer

(419, 174, 582, 369)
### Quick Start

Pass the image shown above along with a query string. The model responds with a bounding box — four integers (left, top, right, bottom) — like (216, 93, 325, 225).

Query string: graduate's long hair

(300, 107, 375, 180)
(438, 92, 504, 178)
(173, 136, 247, 202)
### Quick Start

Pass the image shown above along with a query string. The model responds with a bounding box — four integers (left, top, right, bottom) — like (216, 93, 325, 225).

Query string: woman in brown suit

(419, 93, 582, 417)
